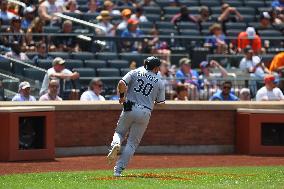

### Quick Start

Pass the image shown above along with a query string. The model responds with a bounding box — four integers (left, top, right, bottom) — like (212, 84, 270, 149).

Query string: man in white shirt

(80, 78, 105, 101)
(256, 74, 284, 101)
(40, 57, 80, 96)
(239, 46, 271, 79)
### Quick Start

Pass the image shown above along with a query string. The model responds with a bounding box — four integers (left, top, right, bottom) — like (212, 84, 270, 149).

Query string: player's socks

(107, 143, 121, 165)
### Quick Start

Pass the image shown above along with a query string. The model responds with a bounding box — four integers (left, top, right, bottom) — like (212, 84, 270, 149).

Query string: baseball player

(107, 56, 165, 177)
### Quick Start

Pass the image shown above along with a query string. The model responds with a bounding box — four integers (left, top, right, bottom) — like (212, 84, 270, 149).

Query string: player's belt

(132, 102, 152, 111)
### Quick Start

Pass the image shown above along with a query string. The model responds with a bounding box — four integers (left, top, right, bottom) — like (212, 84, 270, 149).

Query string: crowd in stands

(1, 0, 284, 102)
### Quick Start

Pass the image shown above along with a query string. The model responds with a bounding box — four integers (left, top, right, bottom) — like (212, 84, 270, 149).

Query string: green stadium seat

(37, 59, 53, 69)
(200, 0, 221, 7)
(163, 6, 180, 15)
(48, 52, 70, 59)
(73, 67, 96, 77)
(108, 60, 129, 69)
(71, 52, 94, 60)
(96, 68, 120, 77)
(156, 21, 175, 29)
(146, 14, 161, 22)
(244, 1, 266, 8)
(120, 68, 130, 76)
(64, 59, 84, 70)
(23, 68, 46, 81)
(0, 58, 11, 72)
(222, 0, 243, 7)
(225, 22, 247, 30)
(43, 26, 60, 33)
(187, 6, 201, 15)
(143, 7, 161, 14)
(96, 52, 118, 60)
(179, 29, 200, 36)
(120, 53, 144, 67)
(84, 60, 107, 69)
(177, 22, 199, 31)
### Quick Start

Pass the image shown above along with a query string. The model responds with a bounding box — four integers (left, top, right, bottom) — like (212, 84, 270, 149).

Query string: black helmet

(144, 56, 161, 70)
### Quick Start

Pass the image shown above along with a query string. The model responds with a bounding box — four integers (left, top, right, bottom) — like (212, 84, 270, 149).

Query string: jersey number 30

(134, 78, 153, 97)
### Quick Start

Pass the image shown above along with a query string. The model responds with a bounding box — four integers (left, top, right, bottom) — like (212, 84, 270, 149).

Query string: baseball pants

(111, 105, 151, 169)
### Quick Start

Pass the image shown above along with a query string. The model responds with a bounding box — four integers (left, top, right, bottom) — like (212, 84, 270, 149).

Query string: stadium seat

(96, 68, 120, 77)
(179, 29, 200, 36)
(0, 58, 11, 72)
(226, 29, 242, 37)
(143, 7, 161, 14)
(82, 12, 99, 21)
(237, 7, 256, 15)
(257, 7, 271, 13)
(187, 6, 201, 15)
(25, 52, 38, 60)
(64, 59, 84, 70)
(140, 28, 152, 35)
(156, 0, 171, 7)
(244, 1, 266, 8)
(96, 52, 118, 60)
(211, 7, 221, 15)
(120, 68, 130, 76)
(199, 0, 221, 7)
(77, 0, 87, 5)
(177, 22, 199, 30)
(13, 60, 35, 75)
(71, 52, 94, 60)
(179, 0, 199, 6)
(0, 25, 9, 32)
(201, 29, 210, 35)
(37, 59, 53, 69)
(23, 68, 46, 81)
(139, 22, 154, 29)
(78, 5, 88, 12)
(163, 6, 180, 15)
(120, 53, 144, 67)
(84, 60, 107, 69)
(48, 52, 70, 59)
(73, 67, 96, 77)
(258, 30, 282, 37)
(201, 22, 215, 30)
(158, 29, 178, 35)
(108, 60, 129, 69)
(146, 14, 161, 22)
(156, 21, 175, 29)
(225, 22, 247, 30)
(43, 26, 60, 33)
(190, 47, 210, 68)
(242, 15, 256, 23)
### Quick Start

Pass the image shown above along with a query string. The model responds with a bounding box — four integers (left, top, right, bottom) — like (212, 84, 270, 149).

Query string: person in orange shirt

(269, 52, 284, 72)
(237, 27, 262, 54)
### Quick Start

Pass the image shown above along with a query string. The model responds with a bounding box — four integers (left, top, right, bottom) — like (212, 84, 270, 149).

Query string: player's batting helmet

(144, 56, 161, 70)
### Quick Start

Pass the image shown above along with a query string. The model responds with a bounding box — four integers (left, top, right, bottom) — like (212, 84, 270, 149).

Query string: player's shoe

(114, 166, 124, 177)
(107, 143, 121, 165)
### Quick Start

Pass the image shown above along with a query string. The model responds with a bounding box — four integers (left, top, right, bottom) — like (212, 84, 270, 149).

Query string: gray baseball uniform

(111, 66, 165, 170)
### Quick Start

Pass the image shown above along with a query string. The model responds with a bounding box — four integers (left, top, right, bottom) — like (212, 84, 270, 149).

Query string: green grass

(0, 166, 284, 189)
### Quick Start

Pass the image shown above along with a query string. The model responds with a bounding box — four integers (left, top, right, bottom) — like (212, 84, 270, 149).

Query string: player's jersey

(122, 66, 165, 110)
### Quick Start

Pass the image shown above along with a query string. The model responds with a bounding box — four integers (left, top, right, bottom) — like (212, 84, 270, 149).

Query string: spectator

(138, 0, 157, 7)
(256, 12, 272, 31)
(64, 0, 81, 14)
(239, 46, 271, 79)
(103, 0, 120, 16)
(176, 57, 199, 87)
(21, 6, 36, 31)
(0, 80, 6, 101)
(40, 57, 80, 96)
(209, 81, 239, 101)
(117, 9, 132, 31)
(26, 17, 45, 50)
(239, 88, 251, 101)
(38, 0, 62, 24)
(169, 0, 180, 7)
(256, 74, 284, 101)
(269, 51, 284, 72)
(87, 0, 98, 13)
(204, 23, 227, 54)
(5, 41, 29, 61)
(195, 6, 212, 23)
(80, 78, 105, 101)
(130, 6, 148, 23)
(32, 43, 53, 65)
(237, 27, 262, 54)
(39, 79, 62, 101)
(218, 3, 243, 23)
(96, 10, 116, 36)
(268, 8, 283, 25)
(0, 0, 16, 25)
(12, 81, 36, 101)
(174, 84, 189, 101)
(171, 5, 197, 24)
(4, 17, 26, 49)
(121, 19, 143, 52)
(54, 20, 79, 52)
(272, 0, 284, 11)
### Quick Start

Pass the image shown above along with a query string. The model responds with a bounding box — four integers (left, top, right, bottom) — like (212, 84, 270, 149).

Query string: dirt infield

(0, 155, 283, 175)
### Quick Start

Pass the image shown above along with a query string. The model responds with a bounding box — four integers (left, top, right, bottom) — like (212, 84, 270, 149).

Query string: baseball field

(0, 155, 284, 189)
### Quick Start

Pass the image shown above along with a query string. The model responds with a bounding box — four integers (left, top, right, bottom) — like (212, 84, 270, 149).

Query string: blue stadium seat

(82, 12, 99, 21)
(187, 6, 202, 15)
(73, 68, 96, 77)
(163, 6, 180, 15)
(48, 52, 70, 59)
(244, 1, 266, 8)
(177, 22, 199, 30)
(146, 14, 161, 22)
(139, 22, 154, 29)
(226, 29, 242, 37)
(84, 60, 107, 69)
(23, 68, 46, 81)
(71, 52, 95, 60)
(13, 60, 35, 75)
(222, 0, 243, 7)
(78, 5, 88, 12)
(0, 58, 11, 72)
(225, 22, 247, 30)
(96, 52, 118, 60)
(258, 30, 282, 37)
(156, 21, 175, 29)
(64, 59, 84, 70)
(179, 29, 200, 36)
(237, 7, 256, 15)
(180, 0, 199, 6)
(143, 7, 161, 14)
(37, 59, 53, 69)
(108, 60, 129, 69)
(201, 22, 215, 30)
(97, 68, 120, 77)
(199, 0, 221, 7)
(158, 29, 178, 35)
